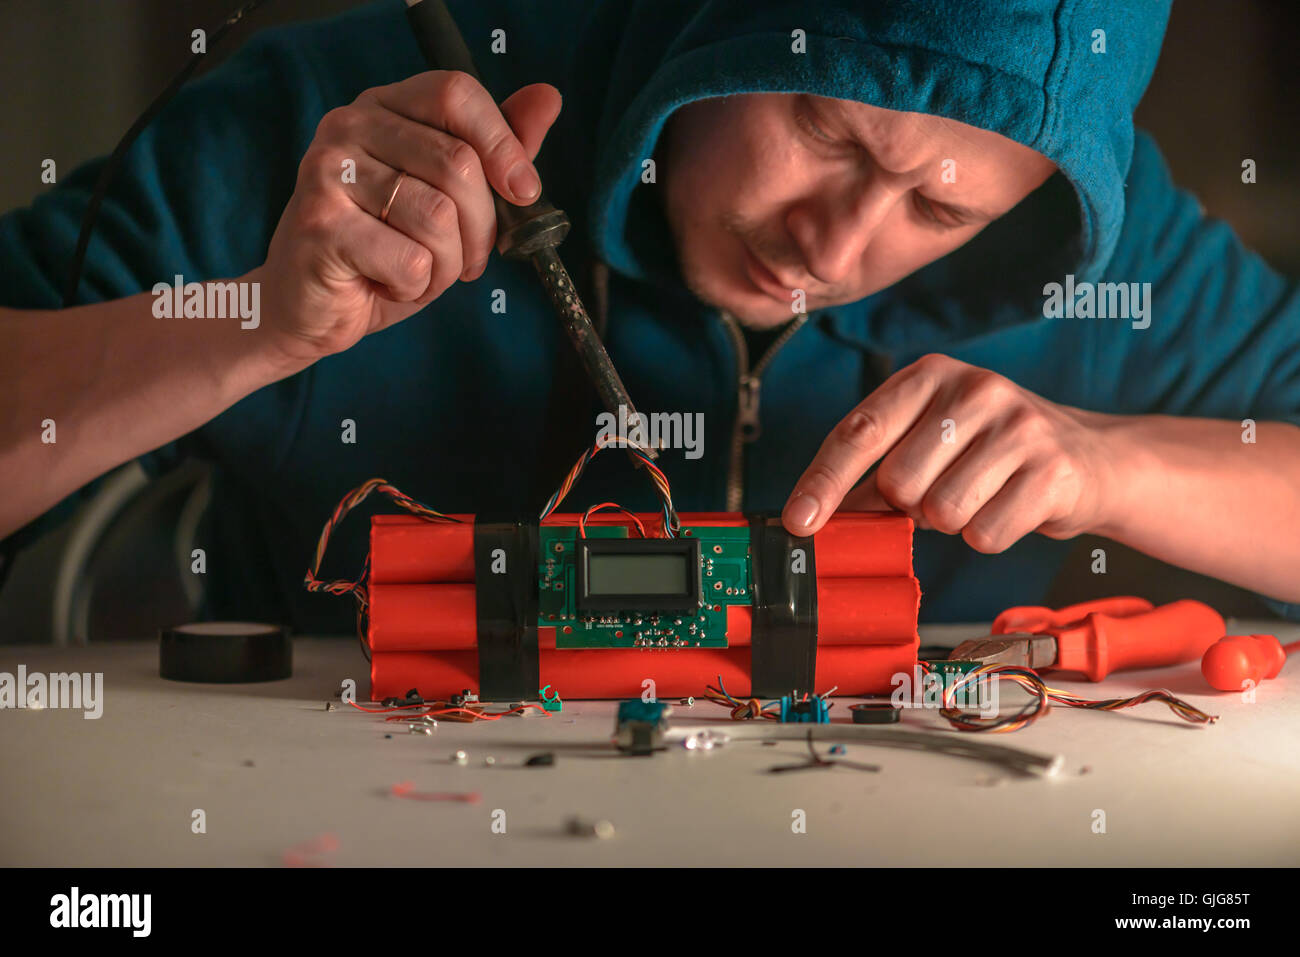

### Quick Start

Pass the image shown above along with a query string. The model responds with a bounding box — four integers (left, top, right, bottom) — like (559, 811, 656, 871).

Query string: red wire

(578, 502, 648, 539)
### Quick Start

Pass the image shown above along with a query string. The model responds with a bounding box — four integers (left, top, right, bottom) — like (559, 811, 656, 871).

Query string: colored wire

(540, 436, 681, 537)
(304, 478, 461, 660)
(702, 675, 783, 720)
(579, 503, 647, 539)
(306, 433, 685, 659)
(348, 700, 549, 722)
(937, 663, 1218, 733)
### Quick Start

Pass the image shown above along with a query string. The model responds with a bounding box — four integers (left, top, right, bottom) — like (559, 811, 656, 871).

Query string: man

(2, 0, 1297, 633)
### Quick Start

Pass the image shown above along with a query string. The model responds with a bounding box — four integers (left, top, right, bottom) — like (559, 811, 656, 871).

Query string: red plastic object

(366, 511, 919, 700)
(991, 596, 1225, 681)
(1201, 634, 1287, 692)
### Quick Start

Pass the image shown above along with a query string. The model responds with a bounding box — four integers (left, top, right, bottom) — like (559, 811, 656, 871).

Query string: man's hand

(258, 71, 562, 363)
(781, 353, 1116, 552)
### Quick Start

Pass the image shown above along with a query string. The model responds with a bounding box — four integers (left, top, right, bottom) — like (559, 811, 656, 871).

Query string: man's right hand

(258, 70, 562, 362)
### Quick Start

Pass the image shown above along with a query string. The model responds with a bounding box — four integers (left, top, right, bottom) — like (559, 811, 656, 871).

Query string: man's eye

(913, 192, 959, 230)
(795, 104, 835, 143)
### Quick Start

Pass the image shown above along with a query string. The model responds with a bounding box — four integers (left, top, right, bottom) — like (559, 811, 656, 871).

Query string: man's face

(660, 93, 1057, 327)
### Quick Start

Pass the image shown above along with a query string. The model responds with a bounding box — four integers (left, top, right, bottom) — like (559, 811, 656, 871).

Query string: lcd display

(586, 552, 689, 595)
(575, 537, 701, 612)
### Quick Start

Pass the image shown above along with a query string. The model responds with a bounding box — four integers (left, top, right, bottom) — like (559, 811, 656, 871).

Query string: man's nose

(786, 178, 891, 287)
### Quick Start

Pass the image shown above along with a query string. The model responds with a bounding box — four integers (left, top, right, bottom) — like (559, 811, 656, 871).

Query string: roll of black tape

(160, 622, 292, 683)
(851, 701, 901, 724)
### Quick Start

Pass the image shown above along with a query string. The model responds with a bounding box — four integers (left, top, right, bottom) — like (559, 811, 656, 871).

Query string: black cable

(61, 0, 274, 308)
(0, 1, 275, 608)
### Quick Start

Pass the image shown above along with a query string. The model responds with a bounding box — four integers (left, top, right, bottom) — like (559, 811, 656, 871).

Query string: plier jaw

(948, 632, 1058, 670)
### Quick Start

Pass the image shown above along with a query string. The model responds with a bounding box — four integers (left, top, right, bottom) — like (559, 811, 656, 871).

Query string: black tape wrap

(473, 514, 540, 701)
(747, 514, 818, 697)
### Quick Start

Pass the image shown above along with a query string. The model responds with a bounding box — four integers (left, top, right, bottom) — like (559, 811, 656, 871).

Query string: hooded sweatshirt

(3, 0, 1298, 630)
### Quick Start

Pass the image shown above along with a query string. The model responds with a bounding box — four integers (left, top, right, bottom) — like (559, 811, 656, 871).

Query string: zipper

(721, 311, 810, 511)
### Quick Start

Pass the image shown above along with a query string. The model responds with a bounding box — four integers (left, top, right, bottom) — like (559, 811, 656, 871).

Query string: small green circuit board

(922, 659, 984, 690)
(538, 525, 751, 649)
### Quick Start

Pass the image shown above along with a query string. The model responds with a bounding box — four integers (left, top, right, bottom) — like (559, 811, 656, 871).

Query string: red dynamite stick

(726, 577, 921, 645)
(369, 583, 477, 651)
(803, 513, 917, 577)
(370, 643, 918, 701)
(369, 514, 476, 584)
(368, 511, 916, 583)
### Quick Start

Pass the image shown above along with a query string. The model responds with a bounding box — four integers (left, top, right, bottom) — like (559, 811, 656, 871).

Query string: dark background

(1, 0, 1297, 639)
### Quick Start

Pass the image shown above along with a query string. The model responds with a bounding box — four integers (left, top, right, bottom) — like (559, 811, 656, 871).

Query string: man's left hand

(780, 353, 1116, 551)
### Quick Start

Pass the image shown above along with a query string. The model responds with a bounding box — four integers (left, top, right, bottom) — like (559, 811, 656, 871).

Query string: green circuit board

(538, 525, 752, 649)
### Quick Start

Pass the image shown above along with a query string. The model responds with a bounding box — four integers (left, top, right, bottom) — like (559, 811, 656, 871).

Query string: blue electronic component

(778, 695, 830, 723)
(614, 700, 673, 754)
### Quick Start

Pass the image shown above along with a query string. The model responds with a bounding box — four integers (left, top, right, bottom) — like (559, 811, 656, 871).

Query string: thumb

(500, 83, 562, 161)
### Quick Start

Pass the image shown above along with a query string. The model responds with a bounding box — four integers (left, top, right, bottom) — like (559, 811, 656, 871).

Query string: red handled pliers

(948, 597, 1226, 681)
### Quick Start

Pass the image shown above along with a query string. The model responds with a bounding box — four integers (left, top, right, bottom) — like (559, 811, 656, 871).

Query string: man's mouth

(741, 243, 794, 302)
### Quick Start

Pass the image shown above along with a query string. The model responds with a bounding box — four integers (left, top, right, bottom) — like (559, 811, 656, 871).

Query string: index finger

(781, 359, 941, 534)
(368, 70, 540, 205)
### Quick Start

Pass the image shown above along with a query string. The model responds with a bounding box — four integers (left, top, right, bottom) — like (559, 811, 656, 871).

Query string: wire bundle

(303, 478, 462, 658)
(703, 678, 778, 720)
(348, 699, 548, 722)
(539, 437, 680, 537)
(936, 662, 1218, 733)
(305, 435, 683, 662)
(578, 503, 647, 538)
(701, 676, 839, 720)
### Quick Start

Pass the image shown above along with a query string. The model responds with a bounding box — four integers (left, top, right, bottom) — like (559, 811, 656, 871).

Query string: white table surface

(2, 619, 1297, 866)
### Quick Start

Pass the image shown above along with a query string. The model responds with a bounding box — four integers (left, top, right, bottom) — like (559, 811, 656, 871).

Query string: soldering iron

(404, 0, 658, 462)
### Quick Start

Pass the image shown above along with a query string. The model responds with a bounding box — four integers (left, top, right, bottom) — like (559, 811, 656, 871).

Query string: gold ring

(380, 170, 407, 224)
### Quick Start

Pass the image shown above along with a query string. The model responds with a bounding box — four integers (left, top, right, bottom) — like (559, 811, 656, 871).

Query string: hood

(585, 0, 1170, 324)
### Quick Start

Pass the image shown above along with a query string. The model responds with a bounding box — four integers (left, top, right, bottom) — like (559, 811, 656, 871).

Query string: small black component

(576, 537, 701, 612)
(382, 697, 402, 707)
(524, 752, 556, 767)
(851, 701, 901, 724)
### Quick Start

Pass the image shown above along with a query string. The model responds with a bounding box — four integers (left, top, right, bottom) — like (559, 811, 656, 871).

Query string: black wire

(61, 0, 274, 308)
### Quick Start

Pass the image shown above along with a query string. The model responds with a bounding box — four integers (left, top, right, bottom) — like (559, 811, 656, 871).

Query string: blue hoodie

(3, 0, 1298, 630)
